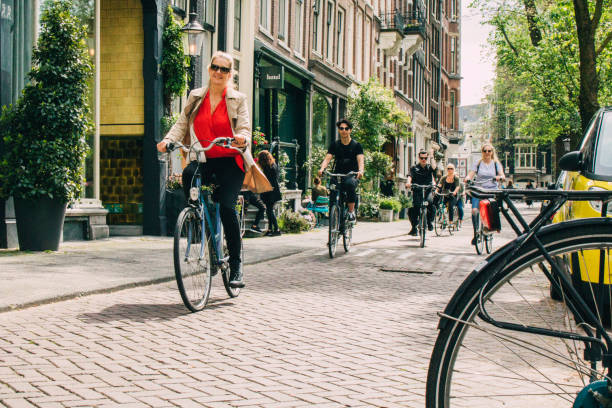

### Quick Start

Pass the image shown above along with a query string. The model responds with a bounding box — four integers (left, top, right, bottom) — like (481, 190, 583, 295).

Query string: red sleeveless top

(193, 88, 244, 171)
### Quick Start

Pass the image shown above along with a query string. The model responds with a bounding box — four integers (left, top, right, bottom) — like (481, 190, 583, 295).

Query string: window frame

(326, 1, 335, 61)
(278, 0, 289, 42)
(259, 0, 272, 33)
(233, 0, 242, 51)
(336, 7, 344, 67)
(294, 0, 304, 56)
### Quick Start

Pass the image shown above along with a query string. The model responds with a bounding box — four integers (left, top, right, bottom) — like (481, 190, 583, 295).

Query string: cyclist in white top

(464, 142, 506, 244)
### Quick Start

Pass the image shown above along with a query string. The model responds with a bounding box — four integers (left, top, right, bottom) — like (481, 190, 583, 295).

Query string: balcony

(446, 129, 464, 144)
(378, 9, 426, 57)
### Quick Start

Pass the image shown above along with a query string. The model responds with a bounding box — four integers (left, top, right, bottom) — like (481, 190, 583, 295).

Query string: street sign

(260, 66, 284, 89)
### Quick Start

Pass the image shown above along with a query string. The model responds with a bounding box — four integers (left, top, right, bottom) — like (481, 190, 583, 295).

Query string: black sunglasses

(338, 126, 351, 130)
(210, 63, 231, 74)
(483, 149, 492, 153)
(419, 156, 428, 160)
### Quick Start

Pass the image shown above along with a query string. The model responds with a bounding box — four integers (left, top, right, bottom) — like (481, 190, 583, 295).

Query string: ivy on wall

(161, 6, 188, 117)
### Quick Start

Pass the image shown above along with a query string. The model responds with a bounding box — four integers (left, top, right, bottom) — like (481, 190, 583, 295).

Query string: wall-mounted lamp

(181, 12, 205, 57)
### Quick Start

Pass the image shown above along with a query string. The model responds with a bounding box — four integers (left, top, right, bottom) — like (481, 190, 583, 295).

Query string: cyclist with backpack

(464, 142, 506, 245)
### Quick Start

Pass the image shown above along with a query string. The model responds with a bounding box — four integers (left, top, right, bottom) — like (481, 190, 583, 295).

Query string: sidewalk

(0, 219, 413, 312)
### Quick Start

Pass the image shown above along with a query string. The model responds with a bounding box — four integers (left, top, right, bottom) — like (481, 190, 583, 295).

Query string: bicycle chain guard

(573, 380, 612, 408)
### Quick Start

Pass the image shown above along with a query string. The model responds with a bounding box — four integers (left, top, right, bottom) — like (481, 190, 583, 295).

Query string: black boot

(229, 261, 245, 288)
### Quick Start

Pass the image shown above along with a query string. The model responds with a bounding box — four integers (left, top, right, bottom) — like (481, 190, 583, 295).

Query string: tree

(347, 78, 396, 151)
(477, 0, 612, 147)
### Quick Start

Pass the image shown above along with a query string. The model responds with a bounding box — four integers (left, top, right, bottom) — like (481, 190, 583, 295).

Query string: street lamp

(563, 137, 571, 152)
(181, 12, 205, 57)
(181, 12, 205, 90)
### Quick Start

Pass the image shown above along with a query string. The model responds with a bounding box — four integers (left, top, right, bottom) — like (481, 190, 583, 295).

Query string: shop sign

(261, 66, 284, 89)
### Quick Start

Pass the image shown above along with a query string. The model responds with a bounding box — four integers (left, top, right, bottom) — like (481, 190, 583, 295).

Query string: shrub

(379, 197, 401, 212)
(398, 193, 412, 209)
(278, 210, 312, 233)
(358, 191, 381, 218)
(1, 0, 92, 202)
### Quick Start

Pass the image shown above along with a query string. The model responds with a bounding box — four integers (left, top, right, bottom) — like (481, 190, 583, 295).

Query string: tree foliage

(0, 0, 92, 202)
(162, 6, 188, 115)
(476, 0, 612, 147)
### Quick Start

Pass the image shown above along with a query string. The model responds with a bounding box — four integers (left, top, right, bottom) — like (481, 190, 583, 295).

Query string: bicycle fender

(437, 217, 612, 331)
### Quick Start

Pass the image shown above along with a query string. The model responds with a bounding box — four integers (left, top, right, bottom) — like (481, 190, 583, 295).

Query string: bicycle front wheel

(475, 223, 484, 255)
(485, 233, 493, 253)
(419, 208, 427, 248)
(426, 219, 612, 408)
(328, 205, 340, 258)
(434, 207, 443, 237)
(174, 207, 212, 312)
(343, 216, 353, 252)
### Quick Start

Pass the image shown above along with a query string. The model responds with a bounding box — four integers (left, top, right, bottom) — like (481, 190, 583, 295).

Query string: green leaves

(162, 6, 188, 113)
(0, 0, 92, 202)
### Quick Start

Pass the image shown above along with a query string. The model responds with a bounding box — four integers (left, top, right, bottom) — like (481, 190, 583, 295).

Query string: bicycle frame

(467, 185, 612, 376)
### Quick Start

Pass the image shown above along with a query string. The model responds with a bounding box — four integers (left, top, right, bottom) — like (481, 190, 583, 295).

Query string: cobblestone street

(0, 216, 521, 408)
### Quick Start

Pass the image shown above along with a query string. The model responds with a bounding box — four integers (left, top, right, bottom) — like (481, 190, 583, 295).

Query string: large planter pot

(399, 208, 408, 219)
(166, 189, 186, 235)
(379, 208, 394, 222)
(14, 197, 67, 251)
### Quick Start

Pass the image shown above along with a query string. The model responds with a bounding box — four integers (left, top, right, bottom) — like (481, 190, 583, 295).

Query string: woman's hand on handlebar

(157, 140, 167, 153)
(231, 134, 246, 148)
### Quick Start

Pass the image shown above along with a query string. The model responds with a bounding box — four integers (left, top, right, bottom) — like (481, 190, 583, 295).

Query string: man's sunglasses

(210, 63, 231, 74)
(419, 156, 428, 160)
(338, 126, 351, 130)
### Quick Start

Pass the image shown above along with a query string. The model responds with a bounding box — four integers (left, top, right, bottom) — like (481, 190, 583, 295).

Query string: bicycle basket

(479, 199, 502, 232)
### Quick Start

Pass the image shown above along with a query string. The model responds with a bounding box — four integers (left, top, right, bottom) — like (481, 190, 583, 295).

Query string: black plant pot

(166, 189, 186, 235)
(14, 197, 67, 251)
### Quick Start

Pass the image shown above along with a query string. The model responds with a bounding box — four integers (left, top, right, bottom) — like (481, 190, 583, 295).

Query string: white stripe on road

(355, 249, 376, 257)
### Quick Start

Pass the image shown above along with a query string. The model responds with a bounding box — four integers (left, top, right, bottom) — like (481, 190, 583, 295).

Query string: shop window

(312, 92, 332, 149)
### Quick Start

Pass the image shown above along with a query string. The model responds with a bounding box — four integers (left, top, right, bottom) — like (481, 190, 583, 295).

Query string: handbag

(243, 164, 273, 193)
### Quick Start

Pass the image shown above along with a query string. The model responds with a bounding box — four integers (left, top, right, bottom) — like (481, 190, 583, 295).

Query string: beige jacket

(162, 86, 254, 169)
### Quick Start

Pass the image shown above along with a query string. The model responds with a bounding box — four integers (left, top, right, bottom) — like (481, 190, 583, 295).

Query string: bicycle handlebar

(410, 183, 435, 189)
(166, 137, 244, 162)
(324, 170, 359, 178)
(467, 184, 612, 202)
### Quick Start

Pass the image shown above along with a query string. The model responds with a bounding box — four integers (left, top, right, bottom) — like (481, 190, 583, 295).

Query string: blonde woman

(156, 51, 250, 288)
(464, 142, 506, 245)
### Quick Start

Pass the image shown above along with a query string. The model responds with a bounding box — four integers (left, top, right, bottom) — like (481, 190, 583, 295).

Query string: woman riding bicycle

(464, 142, 505, 245)
(156, 51, 250, 289)
(436, 163, 460, 223)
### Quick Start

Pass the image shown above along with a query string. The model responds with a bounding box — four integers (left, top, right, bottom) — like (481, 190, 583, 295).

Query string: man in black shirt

(318, 119, 365, 221)
(406, 149, 437, 235)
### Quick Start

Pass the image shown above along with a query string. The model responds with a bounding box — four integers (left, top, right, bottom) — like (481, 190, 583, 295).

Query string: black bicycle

(433, 191, 458, 237)
(166, 138, 243, 312)
(325, 171, 358, 258)
(426, 185, 612, 407)
(411, 183, 435, 248)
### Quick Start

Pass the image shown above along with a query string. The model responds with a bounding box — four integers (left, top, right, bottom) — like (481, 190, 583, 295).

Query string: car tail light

(479, 199, 502, 232)
(588, 187, 612, 216)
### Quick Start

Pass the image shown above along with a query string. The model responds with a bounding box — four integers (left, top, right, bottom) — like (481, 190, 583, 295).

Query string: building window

(450, 90, 456, 129)
(450, 36, 456, 74)
(260, 0, 271, 31)
(233, 0, 241, 50)
(356, 10, 362, 80)
(279, 0, 289, 42)
(326, 1, 334, 61)
(516, 145, 536, 168)
(294, 0, 304, 55)
(313, 0, 323, 53)
(204, 0, 215, 26)
(364, 17, 371, 78)
(171, 0, 187, 11)
(451, 0, 458, 20)
(336, 8, 344, 67)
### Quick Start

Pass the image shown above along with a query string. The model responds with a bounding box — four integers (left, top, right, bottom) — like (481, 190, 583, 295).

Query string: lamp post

(563, 137, 571, 152)
(181, 12, 205, 90)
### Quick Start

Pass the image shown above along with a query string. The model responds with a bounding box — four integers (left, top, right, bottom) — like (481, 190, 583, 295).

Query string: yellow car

(552, 106, 612, 320)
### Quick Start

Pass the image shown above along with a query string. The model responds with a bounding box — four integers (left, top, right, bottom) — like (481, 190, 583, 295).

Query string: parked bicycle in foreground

(411, 183, 435, 248)
(426, 183, 612, 407)
(166, 138, 243, 312)
(325, 170, 359, 258)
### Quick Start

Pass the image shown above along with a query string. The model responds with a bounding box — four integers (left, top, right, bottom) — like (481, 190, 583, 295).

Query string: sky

(460, 2, 496, 107)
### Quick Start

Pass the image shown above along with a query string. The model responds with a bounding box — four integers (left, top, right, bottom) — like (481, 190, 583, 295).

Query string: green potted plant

(378, 198, 397, 222)
(0, 1, 92, 251)
(398, 193, 412, 219)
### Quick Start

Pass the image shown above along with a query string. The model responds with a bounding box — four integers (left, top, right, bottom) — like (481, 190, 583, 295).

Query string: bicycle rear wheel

(426, 219, 612, 408)
(419, 208, 427, 248)
(174, 207, 212, 312)
(328, 204, 340, 258)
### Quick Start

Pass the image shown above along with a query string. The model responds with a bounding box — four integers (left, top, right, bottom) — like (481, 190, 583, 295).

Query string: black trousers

(261, 196, 279, 232)
(443, 195, 457, 221)
(243, 191, 265, 226)
(409, 188, 434, 228)
(182, 158, 245, 264)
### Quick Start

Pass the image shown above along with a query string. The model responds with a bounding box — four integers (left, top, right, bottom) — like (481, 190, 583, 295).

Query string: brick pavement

(0, 217, 505, 408)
